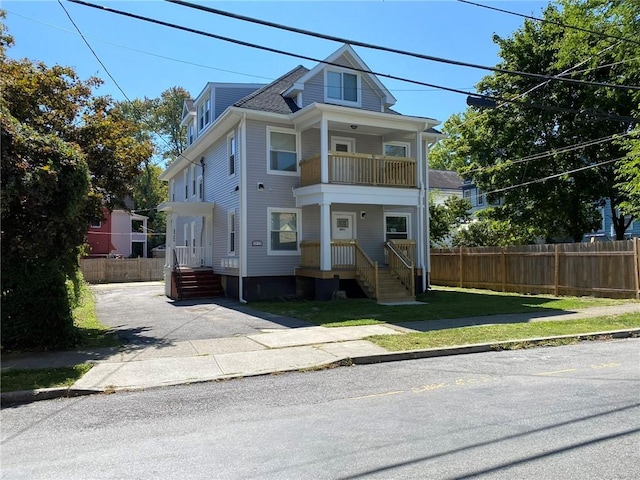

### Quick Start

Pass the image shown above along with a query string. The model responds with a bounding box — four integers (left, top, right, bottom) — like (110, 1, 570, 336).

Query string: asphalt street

(2, 338, 638, 479)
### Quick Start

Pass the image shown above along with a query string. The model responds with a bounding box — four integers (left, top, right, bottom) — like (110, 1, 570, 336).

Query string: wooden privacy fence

(80, 257, 165, 283)
(430, 239, 640, 299)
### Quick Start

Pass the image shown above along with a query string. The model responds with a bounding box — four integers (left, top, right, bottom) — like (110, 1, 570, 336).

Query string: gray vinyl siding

(205, 126, 240, 276)
(214, 86, 261, 119)
(301, 129, 388, 159)
(244, 119, 301, 277)
(300, 54, 384, 112)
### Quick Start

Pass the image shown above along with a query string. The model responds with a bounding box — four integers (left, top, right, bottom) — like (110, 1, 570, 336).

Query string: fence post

(634, 238, 640, 300)
(554, 245, 560, 296)
(459, 247, 463, 288)
(501, 248, 506, 292)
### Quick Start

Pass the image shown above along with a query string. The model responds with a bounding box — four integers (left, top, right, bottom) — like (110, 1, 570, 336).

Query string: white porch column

(416, 131, 426, 292)
(164, 213, 177, 296)
(320, 202, 331, 271)
(320, 117, 329, 184)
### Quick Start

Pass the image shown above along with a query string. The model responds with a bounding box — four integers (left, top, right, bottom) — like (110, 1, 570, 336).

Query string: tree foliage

(1, 23, 153, 350)
(436, 0, 640, 242)
(429, 195, 472, 247)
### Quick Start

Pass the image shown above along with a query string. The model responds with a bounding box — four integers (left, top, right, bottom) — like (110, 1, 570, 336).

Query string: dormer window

(198, 98, 211, 131)
(326, 69, 359, 105)
(188, 123, 194, 145)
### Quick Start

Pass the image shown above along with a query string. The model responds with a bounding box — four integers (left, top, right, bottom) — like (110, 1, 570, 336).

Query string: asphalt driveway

(91, 282, 311, 347)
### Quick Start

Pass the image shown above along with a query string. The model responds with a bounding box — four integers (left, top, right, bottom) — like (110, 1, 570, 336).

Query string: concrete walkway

(2, 302, 639, 404)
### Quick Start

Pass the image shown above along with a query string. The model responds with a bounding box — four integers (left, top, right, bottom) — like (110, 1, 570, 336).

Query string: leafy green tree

(438, 0, 639, 242)
(1, 24, 153, 350)
(429, 195, 472, 247)
(616, 123, 640, 218)
(452, 212, 534, 247)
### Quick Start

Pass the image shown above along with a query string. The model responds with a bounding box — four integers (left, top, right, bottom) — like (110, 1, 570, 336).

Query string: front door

(332, 212, 356, 267)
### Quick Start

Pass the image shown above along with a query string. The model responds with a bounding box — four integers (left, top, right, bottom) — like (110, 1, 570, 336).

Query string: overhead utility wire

(59, 1, 202, 167)
(67, 1, 638, 123)
(456, 0, 640, 47)
(487, 157, 623, 195)
(463, 131, 632, 175)
(165, 0, 639, 92)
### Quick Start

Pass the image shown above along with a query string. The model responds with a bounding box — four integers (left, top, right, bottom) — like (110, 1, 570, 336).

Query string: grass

(1, 364, 93, 393)
(368, 313, 640, 351)
(73, 281, 119, 349)
(249, 286, 637, 327)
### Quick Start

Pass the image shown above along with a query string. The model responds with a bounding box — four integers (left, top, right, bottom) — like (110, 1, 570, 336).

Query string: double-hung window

(326, 70, 359, 105)
(188, 123, 194, 145)
(191, 165, 196, 197)
(268, 128, 298, 174)
(384, 213, 410, 241)
(183, 170, 189, 200)
(198, 98, 211, 131)
(268, 208, 301, 254)
(228, 132, 236, 176)
(383, 142, 410, 158)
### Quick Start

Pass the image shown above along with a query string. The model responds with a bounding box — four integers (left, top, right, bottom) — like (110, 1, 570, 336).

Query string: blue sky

(4, 0, 550, 124)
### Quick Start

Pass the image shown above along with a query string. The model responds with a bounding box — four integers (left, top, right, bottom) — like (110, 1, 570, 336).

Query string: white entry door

(332, 212, 356, 267)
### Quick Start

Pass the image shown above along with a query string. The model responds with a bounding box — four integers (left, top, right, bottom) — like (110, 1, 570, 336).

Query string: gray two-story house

(158, 44, 443, 303)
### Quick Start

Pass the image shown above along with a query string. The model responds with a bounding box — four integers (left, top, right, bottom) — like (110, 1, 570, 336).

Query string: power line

(457, 0, 640, 47)
(486, 157, 623, 196)
(58, 1, 202, 167)
(66, 0, 639, 123)
(464, 131, 632, 175)
(165, 0, 640, 92)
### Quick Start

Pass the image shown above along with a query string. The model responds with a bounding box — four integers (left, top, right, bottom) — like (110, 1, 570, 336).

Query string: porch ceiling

(157, 201, 214, 216)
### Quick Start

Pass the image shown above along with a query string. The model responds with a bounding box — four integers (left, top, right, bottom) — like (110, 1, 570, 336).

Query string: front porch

(296, 240, 419, 303)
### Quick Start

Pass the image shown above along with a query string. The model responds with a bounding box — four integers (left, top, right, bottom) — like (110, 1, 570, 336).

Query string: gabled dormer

(180, 99, 196, 146)
(283, 44, 396, 113)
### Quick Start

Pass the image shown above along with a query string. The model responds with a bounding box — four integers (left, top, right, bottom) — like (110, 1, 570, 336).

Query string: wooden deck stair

(172, 268, 224, 300)
(357, 267, 415, 304)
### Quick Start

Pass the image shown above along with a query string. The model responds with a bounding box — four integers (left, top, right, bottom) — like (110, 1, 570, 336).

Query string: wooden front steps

(357, 268, 415, 304)
(172, 268, 224, 300)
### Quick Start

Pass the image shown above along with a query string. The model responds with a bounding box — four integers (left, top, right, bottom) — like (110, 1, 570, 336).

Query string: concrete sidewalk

(2, 303, 639, 404)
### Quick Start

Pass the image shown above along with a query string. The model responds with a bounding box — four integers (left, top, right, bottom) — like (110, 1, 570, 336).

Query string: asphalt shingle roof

(429, 169, 464, 190)
(234, 66, 309, 114)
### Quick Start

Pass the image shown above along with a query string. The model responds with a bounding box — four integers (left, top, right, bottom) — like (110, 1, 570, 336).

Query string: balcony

(299, 152, 417, 188)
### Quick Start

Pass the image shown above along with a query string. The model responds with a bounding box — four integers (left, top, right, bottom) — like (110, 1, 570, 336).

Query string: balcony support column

(320, 202, 332, 271)
(320, 118, 329, 184)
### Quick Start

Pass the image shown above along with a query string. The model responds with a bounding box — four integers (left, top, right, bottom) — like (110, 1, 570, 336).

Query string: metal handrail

(385, 241, 414, 294)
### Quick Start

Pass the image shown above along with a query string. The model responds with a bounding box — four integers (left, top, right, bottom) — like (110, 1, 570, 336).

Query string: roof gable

(233, 66, 309, 114)
(284, 44, 396, 107)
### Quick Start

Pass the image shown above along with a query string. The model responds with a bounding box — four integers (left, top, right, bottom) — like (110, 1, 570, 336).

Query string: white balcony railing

(173, 246, 205, 267)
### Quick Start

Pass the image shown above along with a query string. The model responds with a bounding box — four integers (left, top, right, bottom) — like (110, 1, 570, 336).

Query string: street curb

(349, 328, 640, 365)
(1, 387, 103, 407)
(2, 329, 638, 405)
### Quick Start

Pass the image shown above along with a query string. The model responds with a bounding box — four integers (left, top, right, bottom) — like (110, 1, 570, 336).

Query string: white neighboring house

(158, 44, 444, 302)
(428, 169, 464, 205)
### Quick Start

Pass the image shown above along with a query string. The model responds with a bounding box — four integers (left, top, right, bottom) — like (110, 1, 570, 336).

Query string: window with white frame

(476, 188, 485, 206)
(198, 97, 211, 131)
(384, 213, 410, 241)
(268, 128, 298, 174)
(383, 142, 410, 158)
(188, 123, 194, 145)
(183, 170, 189, 200)
(463, 189, 471, 201)
(170, 179, 175, 201)
(326, 69, 359, 104)
(198, 176, 204, 200)
(191, 165, 196, 197)
(228, 132, 236, 176)
(90, 220, 101, 228)
(268, 208, 301, 254)
(228, 211, 236, 255)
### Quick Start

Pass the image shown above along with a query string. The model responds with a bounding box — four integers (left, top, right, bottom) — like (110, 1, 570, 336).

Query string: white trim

(330, 136, 356, 153)
(183, 169, 188, 200)
(324, 67, 362, 107)
(383, 141, 411, 158)
(197, 175, 204, 200)
(267, 207, 302, 256)
(384, 212, 412, 241)
(293, 183, 419, 208)
(190, 164, 197, 198)
(227, 209, 236, 255)
(266, 126, 300, 176)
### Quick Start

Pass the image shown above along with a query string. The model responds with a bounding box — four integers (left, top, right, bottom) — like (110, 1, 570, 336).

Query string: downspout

(425, 140, 435, 291)
(418, 134, 427, 293)
(238, 114, 248, 303)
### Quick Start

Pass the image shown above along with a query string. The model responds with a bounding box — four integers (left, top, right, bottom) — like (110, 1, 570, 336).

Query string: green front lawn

(249, 286, 636, 327)
(368, 313, 640, 351)
(1, 364, 93, 393)
(73, 281, 119, 349)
